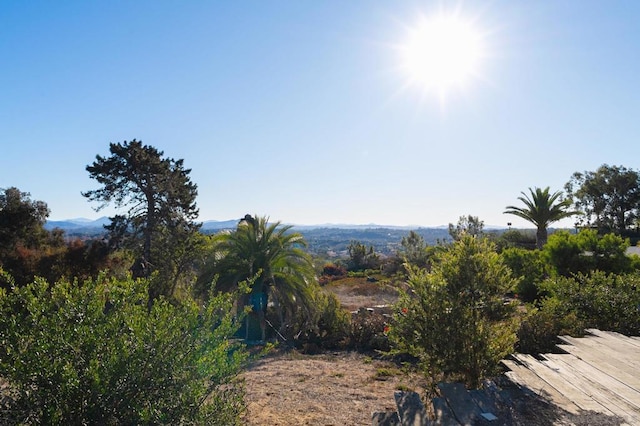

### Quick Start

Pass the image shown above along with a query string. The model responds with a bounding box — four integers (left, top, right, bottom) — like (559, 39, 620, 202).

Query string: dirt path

(242, 350, 427, 426)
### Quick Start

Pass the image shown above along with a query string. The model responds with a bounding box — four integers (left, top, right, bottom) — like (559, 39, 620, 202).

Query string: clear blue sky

(2, 1, 639, 227)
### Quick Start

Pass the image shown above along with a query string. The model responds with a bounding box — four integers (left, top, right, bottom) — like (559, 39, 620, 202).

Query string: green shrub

(0, 273, 247, 425)
(348, 308, 390, 352)
(516, 300, 584, 354)
(517, 271, 640, 354)
(289, 291, 352, 351)
(544, 230, 633, 277)
(540, 271, 640, 335)
(389, 236, 519, 388)
(501, 247, 549, 302)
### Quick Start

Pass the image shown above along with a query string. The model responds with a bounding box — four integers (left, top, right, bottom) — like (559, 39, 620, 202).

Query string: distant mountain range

(45, 217, 112, 232)
(44, 217, 456, 254)
(45, 217, 241, 233)
(45, 217, 455, 233)
(45, 218, 537, 255)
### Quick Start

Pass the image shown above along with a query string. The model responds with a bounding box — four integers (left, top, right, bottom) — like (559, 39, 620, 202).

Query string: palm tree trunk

(536, 226, 547, 249)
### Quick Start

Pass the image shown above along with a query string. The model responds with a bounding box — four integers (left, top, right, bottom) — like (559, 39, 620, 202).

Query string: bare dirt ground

(242, 276, 421, 425)
(242, 350, 427, 426)
(242, 351, 624, 426)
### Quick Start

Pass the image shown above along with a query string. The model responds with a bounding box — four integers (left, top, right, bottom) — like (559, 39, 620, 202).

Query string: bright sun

(401, 13, 484, 98)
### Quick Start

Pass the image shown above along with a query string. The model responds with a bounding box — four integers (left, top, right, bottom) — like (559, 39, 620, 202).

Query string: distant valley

(45, 217, 456, 256)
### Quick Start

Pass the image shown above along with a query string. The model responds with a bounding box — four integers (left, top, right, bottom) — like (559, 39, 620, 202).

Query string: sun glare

(401, 13, 484, 99)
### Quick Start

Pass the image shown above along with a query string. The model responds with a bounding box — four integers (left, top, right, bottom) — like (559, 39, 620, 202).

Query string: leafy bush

(544, 230, 634, 276)
(517, 271, 640, 354)
(501, 247, 549, 302)
(322, 263, 347, 278)
(287, 291, 351, 351)
(318, 263, 347, 286)
(389, 236, 519, 388)
(540, 271, 640, 335)
(0, 272, 247, 425)
(516, 300, 584, 354)
(348, 308, 390, 352)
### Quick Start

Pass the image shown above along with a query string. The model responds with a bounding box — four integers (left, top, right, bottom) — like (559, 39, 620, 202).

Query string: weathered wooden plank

(468, 389, 498, 418)
(546, 353, 640, 409)
(575, 334, 640, 360)
(432, 397, 461, 426)
(560, 336, 640, 371)
(438, 382, 485, 425)
(541, 354, 640, 424)
(586, 329, 640, 349)
(545, 353, 640, 421)
(372, 411, 401, 426)
(501, 360, 580, 414)
(558, 335, 640, 370)
(512, 354, 615, 414)
(557, 343, 640, 390)
(394, 391, 429, 426)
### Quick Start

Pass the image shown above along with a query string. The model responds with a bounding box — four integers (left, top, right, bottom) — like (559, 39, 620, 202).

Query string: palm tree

(198, 215, 318, 341)
(504, 187, 577, 249)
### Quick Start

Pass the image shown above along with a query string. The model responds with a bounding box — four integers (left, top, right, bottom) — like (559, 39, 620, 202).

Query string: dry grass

(242, 350, 427, 426)
(241, 277, 417, 425)
(324, 276, 400, 312)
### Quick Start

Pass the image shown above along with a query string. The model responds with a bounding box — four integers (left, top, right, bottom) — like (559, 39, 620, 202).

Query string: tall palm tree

(504, 187, 577, 249)
(199, 215, 318, 340)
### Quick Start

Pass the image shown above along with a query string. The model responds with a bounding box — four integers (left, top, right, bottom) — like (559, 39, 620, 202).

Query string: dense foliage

(565, 164, 640, 234)
(517, 271, 640, 353)
(500, 247, 549, 302)
(540, 271, 640, 335)
(5, 152, 640, 413)
(0, 187, 50, 250)
(346, 240, 381, 272)
(0, 272, 247, 425)
(544, 229, 637, 276)
(0, 188, 113, 287)
(389, 236, 519, 387)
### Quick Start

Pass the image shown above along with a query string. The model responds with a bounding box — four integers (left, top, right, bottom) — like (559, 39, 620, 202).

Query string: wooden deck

(374, 329, 640, 425)
(502, 329, 640, 425)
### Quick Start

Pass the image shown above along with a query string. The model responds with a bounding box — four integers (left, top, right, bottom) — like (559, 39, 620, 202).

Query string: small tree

(0, 187, 50, 252)
(0, 188, 95, 287)
(346, 240, 380, 272)
(398, 230, 430, 269)
(389, 236, 518, 388)
(448, 215, 484, 241)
